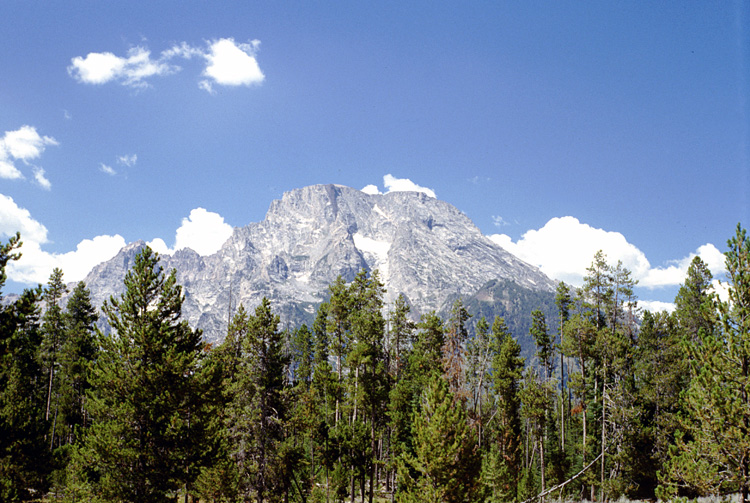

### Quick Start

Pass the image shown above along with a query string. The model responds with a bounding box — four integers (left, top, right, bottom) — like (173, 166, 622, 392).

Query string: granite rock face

(81, 184, 555, 343)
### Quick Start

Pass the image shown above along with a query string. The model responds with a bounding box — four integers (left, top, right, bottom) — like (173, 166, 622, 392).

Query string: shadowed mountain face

(81, 184, 556, 344)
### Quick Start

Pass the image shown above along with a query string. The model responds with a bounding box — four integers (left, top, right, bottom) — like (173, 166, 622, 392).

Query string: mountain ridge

(77, 183, 556, 344)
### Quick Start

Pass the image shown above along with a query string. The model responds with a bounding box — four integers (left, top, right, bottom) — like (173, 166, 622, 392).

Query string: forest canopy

(0, 224, 748, 503)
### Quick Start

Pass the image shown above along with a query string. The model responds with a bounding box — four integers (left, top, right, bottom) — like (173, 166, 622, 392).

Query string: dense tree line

(0, 224, 748, 502)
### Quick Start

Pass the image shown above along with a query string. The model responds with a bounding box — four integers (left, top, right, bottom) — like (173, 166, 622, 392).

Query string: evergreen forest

(1, 224, 749, 503)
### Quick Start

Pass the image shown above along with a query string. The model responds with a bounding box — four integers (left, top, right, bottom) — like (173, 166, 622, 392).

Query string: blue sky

(0, 1, 747, 310)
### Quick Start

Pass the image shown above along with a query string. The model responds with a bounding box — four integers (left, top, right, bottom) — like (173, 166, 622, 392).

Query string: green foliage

(0, 224, 747, 503)
(463, 279, 558, 359)
(661, 224, 750, 502)
(530, 309, 554, 380)
(0, 234, 51, 501)
(442, 299, 470, 398)
(70, 246, 210, 503)
(484, 316, 524, 502)
(397, 375, 481, 503)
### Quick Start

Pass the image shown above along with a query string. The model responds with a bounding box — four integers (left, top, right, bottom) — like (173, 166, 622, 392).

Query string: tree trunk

(540, 436, 546, 503)
(601, 376, 606, 502)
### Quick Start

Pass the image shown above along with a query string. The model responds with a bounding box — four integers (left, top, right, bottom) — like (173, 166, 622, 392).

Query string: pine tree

(442, 299, 470, 399)
(397, 375, 481, 503)
(48, 282, 98, 495)
(41, 267, 69, 440)
(554, 282, 572, 452)
(249, 297, 290, 503)
(0, 234, 50, 500)
(633, 310, 684, 496)
(58, 281, 98, 446)
(530, 310, 554, 382)
(348, 270, 388, 503)
(223, 298, 291, 502)
(484, 316, 524, 503)
(388, 311, 444, 493)
(674, 256, 716, 343)
(70, 246, 209, 503)
(661, 224, 750, 502)
(290, 324, 314, 387)
(388, 294, 415, 379)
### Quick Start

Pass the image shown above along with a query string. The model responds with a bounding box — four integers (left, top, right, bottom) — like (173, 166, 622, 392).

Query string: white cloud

(146, 238, 171, 256)
(2, 125, 58, 160)
(361, 175, 437, 198)
(199, 38, 264, 93)
(363, 174, 436, 198)
(488, 216, 725, 289)
(384, 174, 436, 198)
(33, 167, 51, 190)
(0, 194, 124, 285)
(713, 278, 730, 303)
(68, 51, 126, 84)
(0, 194, 49, 244)
(0, 160, 23, 180)
(70, 38, 264, 93)
(361, 184, 381, 195)
(99, 163, 116, 176)
(148, 208, 233, 256)
(99, 153, 136, 175)
(68, 47, 175, 88)
(0, 199, 234, 287)
(639, 243, 725, 288)
(639, 300, 675, 313)
(55, 235, 127, 282)
(0, 126, 58, 183)
(117, 154, 137, 167)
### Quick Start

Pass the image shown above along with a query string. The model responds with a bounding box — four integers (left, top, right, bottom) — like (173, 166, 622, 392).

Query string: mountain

(80, 184, 557, 348)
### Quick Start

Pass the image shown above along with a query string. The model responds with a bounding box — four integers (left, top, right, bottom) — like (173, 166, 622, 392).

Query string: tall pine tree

(70, 246, 209, 503)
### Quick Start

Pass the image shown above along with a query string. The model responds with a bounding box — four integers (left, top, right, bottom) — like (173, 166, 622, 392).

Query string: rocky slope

(81, 184, 556, 343)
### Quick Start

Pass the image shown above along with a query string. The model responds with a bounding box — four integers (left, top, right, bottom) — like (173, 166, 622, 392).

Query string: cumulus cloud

(639, 243, 725, 288)
(68, 47, 175, 88)
(0, 126, 58, 183)
(384, 174, 436, 198)
(69, 38, 264, 92)
(0, 194, 124, 284)
(0, 160, 23, 180)
(0, 198, 234, 287)
(0, 194, 49, 244)
(488, 216, 725, 289)
(362, 175, 436, 198)
(361, 184, 381, 195)
(199, 38, 264, 93)
(54, 235, 127, 282)
(148, 208, 233, 256)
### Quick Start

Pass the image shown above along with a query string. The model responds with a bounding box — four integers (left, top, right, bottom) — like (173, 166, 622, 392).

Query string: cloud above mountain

(0, 194, 125, 284)
(0, 197, 232, 286)
(488, 216, 725, 290)
(362, 174, 436, 198)
(148, 208, 233, 256)
(68, 38, 265, 92)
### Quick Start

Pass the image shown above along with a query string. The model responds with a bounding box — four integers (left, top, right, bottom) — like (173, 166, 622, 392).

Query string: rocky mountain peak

(81, 184, 555, 343)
